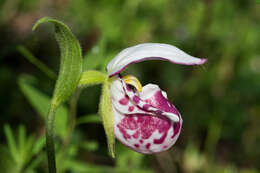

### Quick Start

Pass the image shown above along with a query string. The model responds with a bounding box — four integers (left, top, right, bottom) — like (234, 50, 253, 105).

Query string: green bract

(33, 17, 83, 107)
(99, 78, 115, 158)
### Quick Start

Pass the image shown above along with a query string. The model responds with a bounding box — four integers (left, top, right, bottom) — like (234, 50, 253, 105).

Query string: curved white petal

(107, 43, 207, 77)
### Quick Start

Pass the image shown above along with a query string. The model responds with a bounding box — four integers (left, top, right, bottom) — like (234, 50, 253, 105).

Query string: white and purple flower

(106, 43, 206, 154)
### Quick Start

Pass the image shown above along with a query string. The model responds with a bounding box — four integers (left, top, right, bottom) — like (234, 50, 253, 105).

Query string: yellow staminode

(122, 75, 143, 92)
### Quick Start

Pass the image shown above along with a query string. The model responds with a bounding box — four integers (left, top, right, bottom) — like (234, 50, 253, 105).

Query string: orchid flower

(106, 43, 206, 154)
(33, 17, 207, 173)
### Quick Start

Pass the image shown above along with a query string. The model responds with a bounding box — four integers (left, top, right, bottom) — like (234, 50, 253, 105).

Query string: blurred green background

(0, 0, 260, 172)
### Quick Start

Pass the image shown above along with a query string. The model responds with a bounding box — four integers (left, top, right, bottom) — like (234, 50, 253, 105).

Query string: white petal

(107, 43, 206, 77)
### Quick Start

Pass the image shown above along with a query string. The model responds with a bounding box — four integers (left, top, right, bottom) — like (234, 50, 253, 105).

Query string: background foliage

(0, 0, 260, 172)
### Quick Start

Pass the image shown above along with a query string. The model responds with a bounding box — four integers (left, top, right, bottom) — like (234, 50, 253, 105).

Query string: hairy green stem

(46, 104, 57, 173)
(57, 89, 81, 167)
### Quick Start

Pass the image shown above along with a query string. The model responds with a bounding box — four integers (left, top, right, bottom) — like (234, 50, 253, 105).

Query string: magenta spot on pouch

(146, 143, 151, 149)
(128, 106, 134, 112)
(119, 97, 129, 105)
(134, 144, 139, 148)
(163, 145, 168, 149)
(117, 124, 131, 140)
(143, 104, 150, 110)
(171, 122, 181, 138)
(121, 116, 138, 129)
(154, 132, 168, 144)
(133, 95, 140, 103)
(139, 115, 170, 139)
(133, 131, 140, 139)
(116, 114, 172, 150)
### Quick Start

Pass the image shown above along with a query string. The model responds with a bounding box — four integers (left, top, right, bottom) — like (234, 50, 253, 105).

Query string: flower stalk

(46, 103, 57, 173)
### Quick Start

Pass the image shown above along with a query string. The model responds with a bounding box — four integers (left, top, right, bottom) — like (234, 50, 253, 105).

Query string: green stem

(46, 104, 57, 173)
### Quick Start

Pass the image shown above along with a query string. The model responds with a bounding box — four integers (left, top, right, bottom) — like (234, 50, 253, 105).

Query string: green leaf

(18, 74, 68, 138)
(33, 17, 83, 107)
(76, 114, 101, 125)
(17, 45, 57, 80)
(257, 0, 260, 4)
(3, 124, 19, 163)
(99, 78, 115, 158)
(23, 135, 35, 164)
(18, 125, 26, 163)
(78, 70, 107, 87)
(32, 136, 45, 155)
(0, 144, 19, 173)
(3, 124, 46, 172)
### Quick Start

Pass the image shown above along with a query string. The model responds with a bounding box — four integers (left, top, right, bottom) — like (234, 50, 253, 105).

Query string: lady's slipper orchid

(107, 43, 206, 154)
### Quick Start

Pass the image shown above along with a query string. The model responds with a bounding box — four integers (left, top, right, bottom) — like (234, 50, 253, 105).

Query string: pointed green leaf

(17, 45, 57, 80)
(33, 17, 83, 107)
(32, 136, 45, 155)
(78, 70, 106, 87)
(18, 125, 26, 163)
(99, 78, 115, 158)
(3, 124, 19, 163)
(23, 135, 35, 164)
